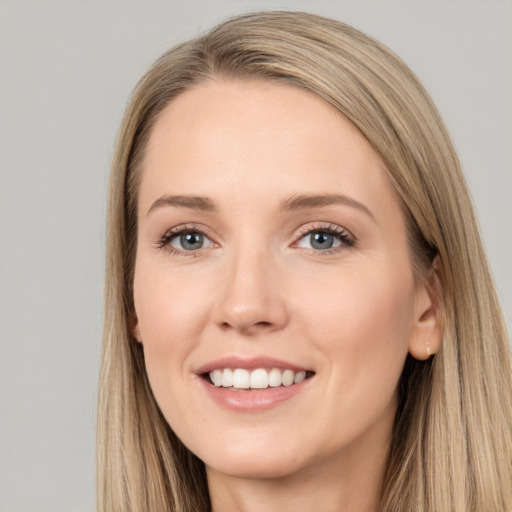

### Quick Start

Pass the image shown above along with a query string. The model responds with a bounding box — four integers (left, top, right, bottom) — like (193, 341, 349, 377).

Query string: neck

(207, 434, 389, 512)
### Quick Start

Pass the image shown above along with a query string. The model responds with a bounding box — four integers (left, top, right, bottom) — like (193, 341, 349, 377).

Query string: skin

(133, 79, 441, 512)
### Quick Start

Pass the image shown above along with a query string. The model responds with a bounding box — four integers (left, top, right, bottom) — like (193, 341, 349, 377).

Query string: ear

(408, 256, 443, 361)
(131, 312, 143, 344)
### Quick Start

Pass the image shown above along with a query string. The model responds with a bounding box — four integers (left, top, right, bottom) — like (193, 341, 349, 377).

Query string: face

(133, 79, 435, 481)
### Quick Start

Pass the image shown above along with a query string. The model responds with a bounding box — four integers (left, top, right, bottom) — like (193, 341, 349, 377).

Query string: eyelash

(156, 223, 356, 256)
(295, 223, 356, 255)
(156, 224, 211, 256)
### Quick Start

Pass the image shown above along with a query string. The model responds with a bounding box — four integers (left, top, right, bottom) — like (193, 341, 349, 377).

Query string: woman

(97, 11, 512, 512)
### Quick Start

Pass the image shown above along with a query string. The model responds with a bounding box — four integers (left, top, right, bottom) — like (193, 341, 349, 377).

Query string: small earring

(426, 340, 431, 357)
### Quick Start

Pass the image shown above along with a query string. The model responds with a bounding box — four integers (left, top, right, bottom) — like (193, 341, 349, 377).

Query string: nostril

(255, 321, 272, 328)
(241, 321, 275, 335)
(219, 320, 274, 334)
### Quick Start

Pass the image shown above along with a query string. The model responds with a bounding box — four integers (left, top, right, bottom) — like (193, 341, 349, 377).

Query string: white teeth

(222, 368, 233, 387)
(232, 369, 250, 389)
(268, 368, 282, 387)
(249, 368, 268, 389)
(282, 369, 294, 387)
(212, 369, 223, 387)
(208, 367, 309, 389)
(294, 370, 306, 384)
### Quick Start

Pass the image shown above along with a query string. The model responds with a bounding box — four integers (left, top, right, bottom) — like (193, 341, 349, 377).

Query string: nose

(212, 245, 289, 336)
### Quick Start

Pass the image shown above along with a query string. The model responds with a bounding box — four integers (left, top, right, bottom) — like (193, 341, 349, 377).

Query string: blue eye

(309, 232, 338, 250)
(171, 232, 208, 251)
(157, 227, 214, 254)
(297, 231, 341, 250)
(296, 226, 354, 252)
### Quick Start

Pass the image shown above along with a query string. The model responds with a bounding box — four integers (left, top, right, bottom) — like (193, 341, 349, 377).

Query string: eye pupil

(181, 232, 204, 250)
(310, 232, 333, 249)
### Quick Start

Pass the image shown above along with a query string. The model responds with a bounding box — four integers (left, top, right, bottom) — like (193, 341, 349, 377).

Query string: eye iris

(180, 232, 204, 250)
(310, 232, 333, 249)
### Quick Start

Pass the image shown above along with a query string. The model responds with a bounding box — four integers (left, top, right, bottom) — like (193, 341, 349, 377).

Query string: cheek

(292, 269, 415, 446)
(303, 263, 416, 347)
(134, 261, 210, 345)
(295, 265, 415, 396)
(132, 260, 215, 412)
(133, 263, 208, 432)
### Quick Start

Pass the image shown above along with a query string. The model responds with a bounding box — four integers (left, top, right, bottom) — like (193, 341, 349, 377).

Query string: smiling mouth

(204, 368, 315, 390)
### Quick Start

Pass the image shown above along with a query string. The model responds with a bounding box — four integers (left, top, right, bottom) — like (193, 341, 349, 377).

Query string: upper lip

(195, 356, 312, 375)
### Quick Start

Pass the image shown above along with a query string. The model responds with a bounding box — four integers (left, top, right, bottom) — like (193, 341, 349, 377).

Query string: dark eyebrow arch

(147, 195, 216, 215)
(146, 193, 374, 221)
(280, 193, 375, 221)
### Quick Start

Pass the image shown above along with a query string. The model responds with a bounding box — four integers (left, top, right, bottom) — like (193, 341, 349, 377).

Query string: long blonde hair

(98, 11, 512, 511)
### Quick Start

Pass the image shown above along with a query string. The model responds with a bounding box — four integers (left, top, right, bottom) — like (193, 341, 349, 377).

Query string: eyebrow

(280, 193, 375, 221)
(147, 195, 215, 215)
(146, 193, 374, 221)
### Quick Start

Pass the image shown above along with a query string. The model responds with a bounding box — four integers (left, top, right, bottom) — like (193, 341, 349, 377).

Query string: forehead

(146, 78, 376, 166)
(140, 79, 398, 217)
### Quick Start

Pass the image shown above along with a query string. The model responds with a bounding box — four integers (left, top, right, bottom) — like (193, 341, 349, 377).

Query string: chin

(190, 433, 309, 480)
(204, 452, 305, 480)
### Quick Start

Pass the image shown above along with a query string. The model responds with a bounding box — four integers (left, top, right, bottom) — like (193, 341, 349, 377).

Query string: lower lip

(198, 377, 311, 412)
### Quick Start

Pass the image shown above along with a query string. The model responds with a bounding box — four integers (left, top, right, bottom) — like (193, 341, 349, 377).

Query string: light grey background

(1, 1, 510, 510)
